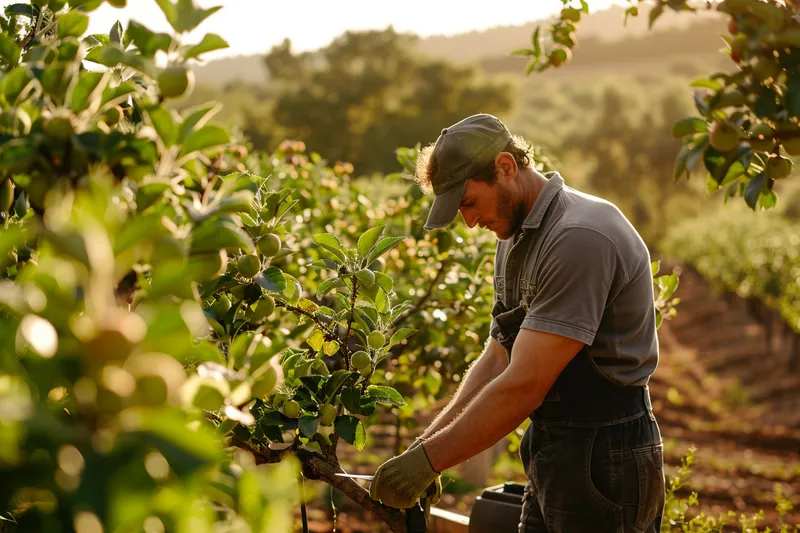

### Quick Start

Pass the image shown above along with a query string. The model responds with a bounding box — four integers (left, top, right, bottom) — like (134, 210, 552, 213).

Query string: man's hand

(369, 443, 439, 509)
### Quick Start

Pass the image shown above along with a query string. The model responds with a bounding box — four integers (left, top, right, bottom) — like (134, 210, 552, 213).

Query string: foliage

(524, 0, 800, 210)
(661, 448, 798, 532)
(262, 29, 515, 175)
(660, 207, 800, 332)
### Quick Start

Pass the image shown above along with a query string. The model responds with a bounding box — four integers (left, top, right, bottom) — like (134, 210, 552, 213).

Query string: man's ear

(495, 152, 518, 181)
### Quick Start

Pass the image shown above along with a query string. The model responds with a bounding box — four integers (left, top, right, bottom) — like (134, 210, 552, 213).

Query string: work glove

(407, 438, 442, 506)
(369, 441, 440, 509)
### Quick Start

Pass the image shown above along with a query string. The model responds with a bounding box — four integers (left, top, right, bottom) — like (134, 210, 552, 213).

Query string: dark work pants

(517, 402, 665, 533)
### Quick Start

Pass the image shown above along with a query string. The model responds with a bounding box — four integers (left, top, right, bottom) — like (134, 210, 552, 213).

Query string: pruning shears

(334, 473, 428, 532)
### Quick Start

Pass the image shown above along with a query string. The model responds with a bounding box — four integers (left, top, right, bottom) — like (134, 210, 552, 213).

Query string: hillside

(190, 4, 727, 88)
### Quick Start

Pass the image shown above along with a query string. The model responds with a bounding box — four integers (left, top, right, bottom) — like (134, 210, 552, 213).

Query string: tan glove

(408, 438, 442, 506)
(369, 442, 440, 509)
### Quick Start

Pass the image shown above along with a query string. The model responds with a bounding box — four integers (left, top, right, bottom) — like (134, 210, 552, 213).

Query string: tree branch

(344, 275, 359, 370)
(276, 299, 339, 341)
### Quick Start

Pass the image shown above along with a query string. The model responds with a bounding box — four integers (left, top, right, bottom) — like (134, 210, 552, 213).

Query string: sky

(1, 0, 626, 61)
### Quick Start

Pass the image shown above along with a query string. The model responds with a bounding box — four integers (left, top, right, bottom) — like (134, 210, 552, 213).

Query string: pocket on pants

(633, 443, 666, 531)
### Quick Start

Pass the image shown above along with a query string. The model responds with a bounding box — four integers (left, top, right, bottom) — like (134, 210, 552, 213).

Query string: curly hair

(414, 134, 535, 194)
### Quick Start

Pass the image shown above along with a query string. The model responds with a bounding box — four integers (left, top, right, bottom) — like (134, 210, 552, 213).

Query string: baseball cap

(422, 113, 512, 230)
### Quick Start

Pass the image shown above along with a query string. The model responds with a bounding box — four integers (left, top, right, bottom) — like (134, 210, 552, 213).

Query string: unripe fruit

(257, 233, 281, 257)
(549, 48, 571, 67)
(103, 105, 123, 126)
(192, 380, 226, 411)
(272, 393, 287, 409)
(283, 400, 301, 418)
(252, 363, 281, 399)
(246, 296, 275, 324)
(766, 155, 793, 180)
(188, 249, 228, 281)
(351, 350, 371, 370)
(158, 66, 194, 99)
(358, 363, 372, 377)
(212, 295, 232, 317)
(320, 404, 337, 426)
(709, 120, 740, 152)
(237, 254, 261, 278)
(368, 331, 385, 350)
(0, 179, 14, 213)
(43, 113, 75, 141)
(355, 268, 375, 285)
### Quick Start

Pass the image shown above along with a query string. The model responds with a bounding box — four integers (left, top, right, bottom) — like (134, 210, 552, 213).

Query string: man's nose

(460, 207, 479, 229)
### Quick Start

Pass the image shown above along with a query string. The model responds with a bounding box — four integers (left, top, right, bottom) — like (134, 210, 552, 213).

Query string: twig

(276, 299, 339, 341)
(344, 274, 358, 370)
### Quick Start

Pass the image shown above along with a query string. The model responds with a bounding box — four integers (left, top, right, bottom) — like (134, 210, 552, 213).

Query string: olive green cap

(423, 113, 512, 230)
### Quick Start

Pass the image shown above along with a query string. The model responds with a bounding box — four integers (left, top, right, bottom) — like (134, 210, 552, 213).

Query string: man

(369, 114, 666, 533)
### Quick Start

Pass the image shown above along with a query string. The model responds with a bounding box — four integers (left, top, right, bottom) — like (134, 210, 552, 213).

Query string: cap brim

(423, 180, 467, 230)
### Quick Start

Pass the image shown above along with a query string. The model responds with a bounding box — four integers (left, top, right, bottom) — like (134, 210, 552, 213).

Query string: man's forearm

(419, 339, 507, 440)
(423, 368, 541, 472)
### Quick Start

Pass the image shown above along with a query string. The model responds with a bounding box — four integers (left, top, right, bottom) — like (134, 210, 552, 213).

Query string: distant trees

(263, 28, 514, 174)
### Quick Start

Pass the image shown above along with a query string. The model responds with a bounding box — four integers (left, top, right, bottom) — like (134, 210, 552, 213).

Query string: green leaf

(173, 0, 223, 34)
(306, 329, 324, 353)
(178, 101, 222, 142)
(648, 3, 664, 28)
(357, 225, 385, 259)
(316, 277, 344, 299)
(671, 117, 707, 138)
(2, 67, 33, 105)
(673, 145, 689, 181)
(298, 415, 320, 437)
(254, 266, 286, 293)
(109, 20, 123, 44)
(154, 0, 178, 30)
(366, 385, 406, 407)
(334, 415, 366, 450)
(657, 274, 680, 301)
(58, 11, 89, 39)
(689, 77, 722, 91)
(324, 370, 356, 402)
(650, 260, 661, 277)
(341, 387, 361, 414)
(313, 234, 347, 262)
(375, 289, 389, 314)
(744, 173, 766, 210)
(183, 33, 229, 60)
(388, 328, 416, 349)
(178, 125, 230, 158)
(125, 20, 172, 58)
(531, 26, 541, 56)
(373, 271, 393, 293)
(68, 71, 107, 112)
(366, 236, 405, 265)
(323, 341, 339, 357)
(146, 107, 177, 147)
(0, 34, 20, 67)
(190, 220, 254, 253)
(101, 81, 138, 107)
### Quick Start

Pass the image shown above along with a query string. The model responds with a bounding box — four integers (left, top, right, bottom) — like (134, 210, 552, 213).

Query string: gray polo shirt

(491, 172, 659, 387)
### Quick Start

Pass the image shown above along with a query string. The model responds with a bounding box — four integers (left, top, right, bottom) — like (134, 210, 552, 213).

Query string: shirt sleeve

(521, 226, 619, 345)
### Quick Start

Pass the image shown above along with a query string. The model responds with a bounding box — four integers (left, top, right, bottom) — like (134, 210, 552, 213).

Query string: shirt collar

(521, 171, 564, 229)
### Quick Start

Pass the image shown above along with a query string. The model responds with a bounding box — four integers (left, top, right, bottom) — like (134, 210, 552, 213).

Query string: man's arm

(422, 328, 583, 472)
(418, 337, 508, 440)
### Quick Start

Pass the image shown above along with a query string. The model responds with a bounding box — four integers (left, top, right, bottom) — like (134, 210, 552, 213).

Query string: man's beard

(495, 185, 527, 241)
